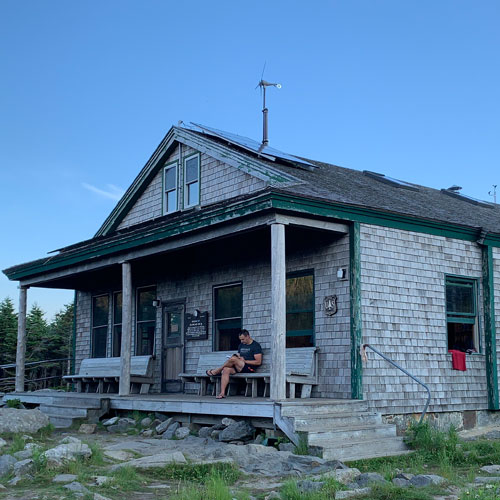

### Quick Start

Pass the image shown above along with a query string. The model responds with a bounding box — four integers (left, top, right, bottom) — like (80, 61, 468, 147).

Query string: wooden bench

(179, 347, 318, 398)
(63, 355, 154, 394)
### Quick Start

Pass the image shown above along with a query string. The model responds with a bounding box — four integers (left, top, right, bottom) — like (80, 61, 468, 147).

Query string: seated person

(206, 329, 262, 399)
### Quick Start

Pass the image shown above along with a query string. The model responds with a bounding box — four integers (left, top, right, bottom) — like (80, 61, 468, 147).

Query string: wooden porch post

(119, 262, 133, 396)
(15, 286, 28, 393)
(271, 223, 286, 401)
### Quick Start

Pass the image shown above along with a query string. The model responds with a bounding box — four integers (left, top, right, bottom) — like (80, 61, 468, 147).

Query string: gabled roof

(95, 125, 303, 237)
(4, 123, 500, 284)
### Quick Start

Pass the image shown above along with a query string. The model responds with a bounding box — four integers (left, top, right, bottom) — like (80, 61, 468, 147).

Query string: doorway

(162, 301, 185, 393)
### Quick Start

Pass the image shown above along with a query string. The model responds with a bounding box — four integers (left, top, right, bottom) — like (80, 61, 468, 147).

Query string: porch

(3, 390, 408, 461)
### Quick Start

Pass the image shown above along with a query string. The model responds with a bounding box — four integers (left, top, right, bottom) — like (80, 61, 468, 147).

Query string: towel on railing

(449, 350, 466, 371)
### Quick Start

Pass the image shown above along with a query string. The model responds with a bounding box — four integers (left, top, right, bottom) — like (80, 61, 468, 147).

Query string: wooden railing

(0, 358, 71, 393)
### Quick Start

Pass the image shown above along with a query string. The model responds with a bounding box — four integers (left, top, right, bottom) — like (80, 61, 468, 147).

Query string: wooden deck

(3, 390, 357, 420)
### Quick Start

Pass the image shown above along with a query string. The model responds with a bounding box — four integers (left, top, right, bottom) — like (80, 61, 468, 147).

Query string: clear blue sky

(1, 1, 499, 320)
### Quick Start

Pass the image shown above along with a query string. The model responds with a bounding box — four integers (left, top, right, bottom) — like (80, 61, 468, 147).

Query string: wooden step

(293, 412, 381, 431)
(42, 414, 77, 429)
(321, 436, 408, 462)
(307, 423, 397, 446)
(280, 400, 369, 417)
(39, 404, 89, 418)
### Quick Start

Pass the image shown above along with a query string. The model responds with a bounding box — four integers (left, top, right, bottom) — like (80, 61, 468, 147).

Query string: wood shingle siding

(360, 224, 488, 414)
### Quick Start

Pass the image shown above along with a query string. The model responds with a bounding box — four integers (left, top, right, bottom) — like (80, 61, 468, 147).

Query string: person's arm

(245, 353, 262, 366)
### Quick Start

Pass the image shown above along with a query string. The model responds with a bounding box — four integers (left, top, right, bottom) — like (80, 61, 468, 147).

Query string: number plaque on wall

(185, 312, 208, 340)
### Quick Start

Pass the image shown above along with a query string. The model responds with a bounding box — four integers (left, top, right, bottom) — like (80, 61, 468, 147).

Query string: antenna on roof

(257, 76, 281, 148)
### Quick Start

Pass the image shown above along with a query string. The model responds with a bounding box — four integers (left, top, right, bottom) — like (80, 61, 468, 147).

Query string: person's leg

(210, 357, 244, 376)
(218, 366, 236, 398)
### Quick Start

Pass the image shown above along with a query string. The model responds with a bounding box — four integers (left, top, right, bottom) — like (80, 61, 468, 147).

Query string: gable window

(112, 291, 122, 357)
(214, 283, 242, 351)
(184, 154, 200, 208)
(446, 276, 479, 352)
(136, 286, 157, 355)
(163, 162, 178, 214)
(91, 294, 109, 358)
(286, 271, 314, 348)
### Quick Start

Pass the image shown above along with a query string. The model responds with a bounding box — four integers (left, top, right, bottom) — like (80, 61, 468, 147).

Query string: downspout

(477, 229, 499, 410)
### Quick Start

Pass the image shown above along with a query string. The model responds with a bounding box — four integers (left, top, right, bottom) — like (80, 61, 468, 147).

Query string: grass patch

(6, 398, 23, 409)
(280, 478, 344, 500)
(293, 433, 310, 456)
(367, 482, 438, 500)
(104, 465, 144, 492)
(146, 462, 240, 485)
(168, 470, 246, 500)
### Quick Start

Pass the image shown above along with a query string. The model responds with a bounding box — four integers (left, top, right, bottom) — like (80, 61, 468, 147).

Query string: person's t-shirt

(238, 340, 262, 361)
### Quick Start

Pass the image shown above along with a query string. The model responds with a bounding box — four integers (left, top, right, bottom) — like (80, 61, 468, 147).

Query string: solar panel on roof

(189, 122, 316, 169)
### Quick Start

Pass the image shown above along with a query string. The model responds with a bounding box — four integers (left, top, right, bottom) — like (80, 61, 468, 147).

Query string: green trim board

(5, 190, 500, 283)
(482, 244, 499, 410)
(349, 221, 363, 399)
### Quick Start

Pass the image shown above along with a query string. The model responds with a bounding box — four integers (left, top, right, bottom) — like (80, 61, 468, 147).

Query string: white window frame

(183, 153, 200, 209)
(163, 161, 178, 215)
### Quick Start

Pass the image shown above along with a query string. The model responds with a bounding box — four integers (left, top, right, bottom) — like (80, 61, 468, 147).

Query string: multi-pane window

(112, 291, 122, 357)
(184, 154, 200, 208)
(214, 283, 242, 351)
(136, 286, 157, 355)
(446, 276, 479, 352)
(164, 162, 178, 214)
(286, 271, 314, 348)
(91, 295, 109, 358)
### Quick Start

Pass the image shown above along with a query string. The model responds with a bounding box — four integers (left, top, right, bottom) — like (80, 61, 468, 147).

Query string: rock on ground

(43, 441, 92, 466)
(0, 408, 49, 434)
(110, 451, 187, 470)
(0, 455, 17, 476)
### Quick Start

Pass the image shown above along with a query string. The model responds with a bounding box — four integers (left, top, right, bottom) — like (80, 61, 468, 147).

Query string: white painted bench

(179, 347, 318, 398)
(63, 355, 154, 394)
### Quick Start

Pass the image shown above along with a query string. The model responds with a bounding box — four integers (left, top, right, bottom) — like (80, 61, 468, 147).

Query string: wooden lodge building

(4, 122, 500, 447)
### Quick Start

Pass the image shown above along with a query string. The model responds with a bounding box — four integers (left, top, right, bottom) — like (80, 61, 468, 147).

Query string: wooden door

(162, 302, 184, 393)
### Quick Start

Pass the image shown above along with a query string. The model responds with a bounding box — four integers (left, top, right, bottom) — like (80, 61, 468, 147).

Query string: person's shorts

(238, 364, 255, 374)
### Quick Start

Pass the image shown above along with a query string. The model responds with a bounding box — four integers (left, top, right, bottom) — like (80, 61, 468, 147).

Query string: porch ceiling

(15, 214, 348, 292)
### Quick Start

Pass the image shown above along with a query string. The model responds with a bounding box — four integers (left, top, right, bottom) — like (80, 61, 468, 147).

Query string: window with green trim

(163, 162, 178, 214)
(136, 286, 157, 355)
(214, 283, 242, 351)
(91, 294, 109, 358)
(446, 276, 479, 352)
(286, 271, 314, 348)
(184, 154, 200, 208)
(112, 291, 122, 357)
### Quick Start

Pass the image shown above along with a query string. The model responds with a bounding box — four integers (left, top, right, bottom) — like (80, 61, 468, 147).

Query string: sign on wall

(185, 312, 209, 340)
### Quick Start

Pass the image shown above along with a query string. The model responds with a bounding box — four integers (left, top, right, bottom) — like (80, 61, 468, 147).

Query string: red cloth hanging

(449, 350, 466, 371)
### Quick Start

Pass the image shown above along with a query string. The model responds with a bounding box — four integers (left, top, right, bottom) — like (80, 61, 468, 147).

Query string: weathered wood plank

(119, 262, 133, 396)
(15, 286, 28, 393)
(271, 223, 286, 401)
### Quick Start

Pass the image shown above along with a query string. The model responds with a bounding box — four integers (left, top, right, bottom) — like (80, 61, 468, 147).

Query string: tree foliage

(0, 298, 74, 366)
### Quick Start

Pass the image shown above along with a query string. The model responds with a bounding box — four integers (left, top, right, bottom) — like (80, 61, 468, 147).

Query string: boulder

(218, 420, 255, 442)
(221, 417, 236, 427)
(174, 427, 191, 440)
(14, 449, 33, 460)
(480, 465, 500, 474)
(140, 417, 152, 428)
(321, 467, 361, 485)
(352, 472, 388, 487)
(162, 421, 180, 439)
(43, 442, 92, 466)
(141, 429, 154, 437)
(13, 458, 34, 476)
(93, 475, 112, 486)
(156, 417, 174, 434)
(104, 450, 134, 461)
(110, 451, 187, 470)
(0, 408, 49, 434)
(335, 488, 371, 499)
(392, 477, 410, 487)
(59, 436, 81, 444)
(102, 416, 119, 426)
(63, 481, 91, 497)
(198, 426, 213, 439)
(474, 476, 500, 484)
(52, 473, 78, 483)
(0, 454, 17, 476)
(278, 442, 295, 452)
(79, 423, 97, 434)
(0, 438, 6, 449)
(409, 474, 446, 488)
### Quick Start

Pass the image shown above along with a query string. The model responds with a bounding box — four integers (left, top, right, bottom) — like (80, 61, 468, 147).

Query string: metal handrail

(361, 343, 431, 424)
